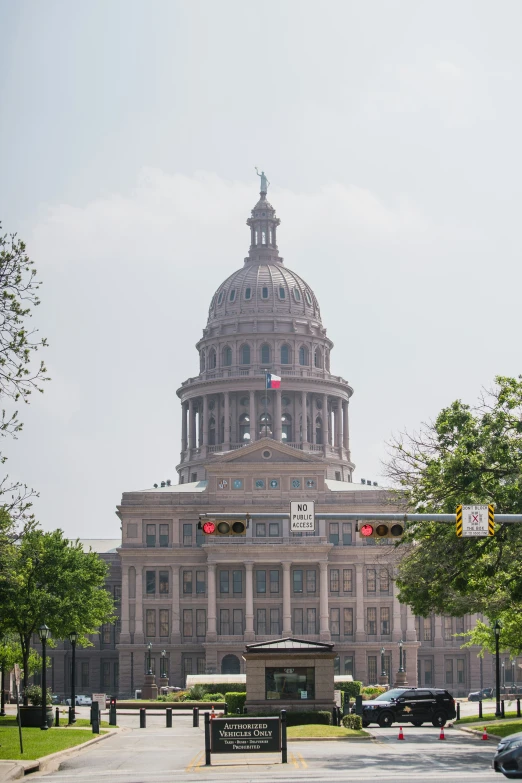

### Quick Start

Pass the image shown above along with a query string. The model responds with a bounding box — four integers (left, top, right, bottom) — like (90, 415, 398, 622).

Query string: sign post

(290, 501, 315, 533)
(14, 664, 22, 755)
(456, 505, 494, 537)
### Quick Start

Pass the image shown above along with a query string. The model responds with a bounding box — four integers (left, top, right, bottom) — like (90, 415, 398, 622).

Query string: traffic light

(359, 522, 405, 539)
(198, 517, 248, 536)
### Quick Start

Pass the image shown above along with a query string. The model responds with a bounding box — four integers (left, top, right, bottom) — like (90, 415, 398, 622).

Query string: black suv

(352, 687, 456, 728)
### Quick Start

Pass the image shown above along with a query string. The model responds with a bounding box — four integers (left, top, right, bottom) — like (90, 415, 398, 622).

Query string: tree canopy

(385, 375, 522, 655)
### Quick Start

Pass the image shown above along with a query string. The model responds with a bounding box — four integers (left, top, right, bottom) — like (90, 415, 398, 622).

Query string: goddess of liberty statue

(255, 167, 270, 193)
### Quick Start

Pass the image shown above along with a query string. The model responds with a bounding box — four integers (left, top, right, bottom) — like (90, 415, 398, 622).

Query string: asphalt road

(35, 710, 505, 783)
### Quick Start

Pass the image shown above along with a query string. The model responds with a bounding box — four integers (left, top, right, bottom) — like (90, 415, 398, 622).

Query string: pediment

(210, 438, 320, 465)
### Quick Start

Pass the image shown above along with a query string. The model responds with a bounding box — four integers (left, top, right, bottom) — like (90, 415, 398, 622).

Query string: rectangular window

(415, 616, 421, 641)
(196, 570, 206, 594)
(114, 585, 122, 603)
(343, 569, 353, 592)
(293, 608, 303, 635)
(367, 607, 377, 635)
(330, 607, 340, 637)
(159, 609, 169, 637)
(256, 609, 266, 635)
(183, 609, 193, 638)
(183, 523, 193, 546)
(455, 617, 465, 634)
(146, 609, 156, 637)
(334, 655, 340, 675)
(343, 607, 353, 636)
(196, 609, 206, 638)
(146, 524, 156, 547)
(102, 661, 111, 689)
(146, 571, 156, 595)
(270, 608, 280, 635)
(220, 609, 230, 635)
(342, 522, 352, 546)
(306, 570, 316, 593)
(256, 523, 266, 537)
(306, 608, 316, 634)
(293, 569, 303, 593)
(183, 570, 192, 594)
(344, 656, 354, 677)
(183, 658, 193, 677)
(220, 570, 229, 594)
(424, 617, 433, 641)
(381, 607, 390, 635)
(233, 609, 243, 635)
(81, 661, 89, 688)
(233, 570, 242, 594)
(424, 658, 433, 686)
(444, 616, 453, 641)
(256, 570, 266, 594)
(159, 571, 169, 594)
(366, 569, 376, 593)
(159, 523, 169, 547)
(329, 522, 339, 546)
(101, 624, 112, 644)
(265, 666, 315, 700)
(368, 656, 377, 683)
(269, 522, 280, 537)
(380, 569, 390, 592)
(446, 659, 454, 684)
(197, 658, 205, 674)
(383, 655, 391, 680)
(270, 570, 280, 593)
(330, 569, 339, 593)
(457, 658, 465, 684)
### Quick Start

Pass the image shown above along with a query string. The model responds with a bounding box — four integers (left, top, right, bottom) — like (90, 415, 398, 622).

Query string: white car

(65, 695, 92, 706)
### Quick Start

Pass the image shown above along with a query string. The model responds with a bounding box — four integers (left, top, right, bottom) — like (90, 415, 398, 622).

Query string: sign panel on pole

(456, 504, 494, 537)
(211, 717, 281, 754)
(92, 693, 106, 713)
(290, 501, 315, 532)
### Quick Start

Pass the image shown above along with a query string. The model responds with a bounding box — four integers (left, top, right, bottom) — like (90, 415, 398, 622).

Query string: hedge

(242, 710, 332, 726)
(225, 692, 246, 713)
(342, 714, 362, 731)
(336, 681, 362, 699)
(191, 682, 245, 694)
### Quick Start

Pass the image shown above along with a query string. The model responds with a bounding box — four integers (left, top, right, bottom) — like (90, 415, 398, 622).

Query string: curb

(455, 725, 501, 741)
(288, 734, 373, 741)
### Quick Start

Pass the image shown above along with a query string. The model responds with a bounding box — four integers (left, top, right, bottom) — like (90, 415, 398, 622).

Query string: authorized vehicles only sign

(290, 501, 315, 532)
(211, 717, 280, 753)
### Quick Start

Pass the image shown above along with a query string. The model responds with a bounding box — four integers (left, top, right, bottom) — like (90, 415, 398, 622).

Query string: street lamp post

(38, 624, 51, 730)
(0, 636, 6, 717)
(398, 639, 404, 673)
(147, 642, 153, 676)
(68, 632, 78, 724)
(512, 660, 516, 693)
(495, 621, 501, 717)
(381, 647, 386, 678)
(502, 661, 505, 691)
(160, 650, 167, 679)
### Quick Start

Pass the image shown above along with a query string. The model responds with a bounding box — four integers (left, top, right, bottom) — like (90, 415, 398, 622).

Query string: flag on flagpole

(266, 373, 281, 389)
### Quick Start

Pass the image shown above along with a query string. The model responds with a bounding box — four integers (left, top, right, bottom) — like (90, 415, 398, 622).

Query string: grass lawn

(456, 710, 520, 725)
(483, 721, 522, 738)
(0, 725, 106, 760)
(0, 716, 111, 729)
(287, 724, 368, 739)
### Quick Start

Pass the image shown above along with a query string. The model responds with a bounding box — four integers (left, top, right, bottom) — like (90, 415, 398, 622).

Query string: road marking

(296, 751, 308, 768)
(185, 750, 204, 772)
(289, 751, 299, 768)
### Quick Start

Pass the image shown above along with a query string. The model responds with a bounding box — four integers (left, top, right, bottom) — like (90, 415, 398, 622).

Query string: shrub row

(225, 692, 247, 713)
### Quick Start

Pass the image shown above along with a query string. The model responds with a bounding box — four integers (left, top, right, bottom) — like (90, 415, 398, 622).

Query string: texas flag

(265, 373, 281, 389)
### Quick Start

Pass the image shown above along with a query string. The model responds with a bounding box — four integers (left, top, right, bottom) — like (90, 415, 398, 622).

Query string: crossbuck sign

(290, 501, 315, 532)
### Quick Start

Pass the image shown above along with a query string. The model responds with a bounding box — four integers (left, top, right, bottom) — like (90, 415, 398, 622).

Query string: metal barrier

(193, 707, 199, 727)
(166, 708, 172, 728)
(92, 702, 100, 734)
(55, 708, 60, 727)
(479, 700, 483, 719)
(140, 708, 146, 728)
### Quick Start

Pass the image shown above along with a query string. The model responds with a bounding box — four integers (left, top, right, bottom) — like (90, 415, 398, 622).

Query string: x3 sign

(456, 504, 495, 537)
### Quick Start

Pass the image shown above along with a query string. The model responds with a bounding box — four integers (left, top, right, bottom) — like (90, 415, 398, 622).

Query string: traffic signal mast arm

(199, 512, 522, 523)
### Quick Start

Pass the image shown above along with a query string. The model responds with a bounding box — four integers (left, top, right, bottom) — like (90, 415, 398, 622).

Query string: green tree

(0, 528, 115, 701)
(385, 375, 522, 654)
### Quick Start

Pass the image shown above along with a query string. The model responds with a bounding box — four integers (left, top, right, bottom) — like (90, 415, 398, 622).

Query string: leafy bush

(361, 686, 386, 700)
(204, 692, 225, 701)
(225, 692, 246, 713)
(244, 710, 332, 726)
(336, 681, 362, 699)
(342, 714, 362, 730)
(25, 685, 52, 706)
(188, 684, 210, 701)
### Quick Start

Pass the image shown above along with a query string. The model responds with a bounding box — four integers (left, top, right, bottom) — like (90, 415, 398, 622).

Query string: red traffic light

(360, 524, 374, 537)
(202, 521, 216, 534)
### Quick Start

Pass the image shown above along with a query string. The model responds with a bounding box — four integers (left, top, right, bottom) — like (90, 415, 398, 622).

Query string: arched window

(281, 344, 291, 365)
(239, 413, 250, 442)
(299, 346, 308, 366)
(315, 416, 323, 445)
(304, 290, 312, 306)
(314, 348, 323, 369)
(260, 344, 270, 364)
(209, 417, 216, 446)
(200, 350, 206, 372)
(222, 346, 232, 366)
(229, 289, 236, 302)
(217, 290, 224, 305)
(261, 287, 269, 299)
(259, 412, 272, 438)
(208, 348, 217, 369)
(293, 288, 301, 302)
(279, 286, 286, 299)
(245, 287, 252, 300)
(221, 654, 240, 675)
(240, 344, 251, 365)
(281, 413, 292, 442)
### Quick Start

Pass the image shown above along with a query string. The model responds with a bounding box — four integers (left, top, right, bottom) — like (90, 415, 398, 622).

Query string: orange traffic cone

(439, 725, 446, 740)
(482, 726, 488, 741)
(211, 705, 215, 721)
(398, 726, 405, 740)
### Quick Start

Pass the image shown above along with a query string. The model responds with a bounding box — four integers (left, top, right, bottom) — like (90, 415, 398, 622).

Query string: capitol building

(41, 177, 495, 699)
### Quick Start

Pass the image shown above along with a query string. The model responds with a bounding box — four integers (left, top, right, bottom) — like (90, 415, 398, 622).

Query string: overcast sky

(1, 0, 521, 538)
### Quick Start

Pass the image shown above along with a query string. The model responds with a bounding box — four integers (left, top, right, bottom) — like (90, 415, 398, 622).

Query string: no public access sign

(290, 501, 315, 532)
(211, 717, 281, 754)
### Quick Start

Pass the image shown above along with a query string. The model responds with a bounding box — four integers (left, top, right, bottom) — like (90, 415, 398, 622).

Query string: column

(120, 564, 130, 642)
(301, 391, 307, 443)
(249, 391, 256, 443)
(134, 566, 144, 643)
(336, 399, 343, 449)
(181, 402, 188, 452)
(223, 391, 230, 449)
(202, 395, 209, 446)
(188, 399, 194, 449)
(245, 562, 255, 641)
(342, 400, 349, 451)
(282, 562, 292, 636)
(355, 564, 365, 641)
(392, 578, 403, 641)
(322, 394, 328, 448)
(319, 562, 330, 641)
(207, 564, 217, 641)
(275, 388, 282, 441)
(171, 565, 181, 642)
(311, 396, 316, 444)
(406, 605, 417, 642)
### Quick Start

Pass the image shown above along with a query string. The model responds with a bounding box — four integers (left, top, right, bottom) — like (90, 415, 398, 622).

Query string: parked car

(468, 687, 494, 701)
(493, 730, 522, 778)
(352, 687, 456, 728)
(65, 695, 92, 706)
(51, 694, 61, 704)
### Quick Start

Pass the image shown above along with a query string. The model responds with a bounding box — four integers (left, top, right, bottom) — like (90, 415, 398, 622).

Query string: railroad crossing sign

(456, 504, 494, 537)
(290, 501, 315, 532)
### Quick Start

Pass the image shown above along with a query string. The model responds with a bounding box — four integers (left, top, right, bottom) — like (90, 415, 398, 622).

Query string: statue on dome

(255, 167, 269, 193)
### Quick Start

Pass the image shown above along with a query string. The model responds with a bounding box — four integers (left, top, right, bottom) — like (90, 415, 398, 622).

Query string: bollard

(92, 702, 100, 735)
(166, 708, 172, 728)
(243, 706, 247, 714)
(55, 707, 60, 727)
(281, 710, 287, 764)
(68, 705, 75, 725)
(355, 695, 363, 716)
(109, 697, 117, 726)
(457, 703, 461, 720)
(237, 707, 241, 714)
(224, 702, 228, 715)
(338, 706, 342, 726)
(518, 699, 521, 718)
(479, 700, 483, 720)
(204, 712, 211, 766)
(501, 700, 505, 719)
(140, 707, 146, 728)
(193, 707, 199, 728)
(332, 707, 337, 726)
